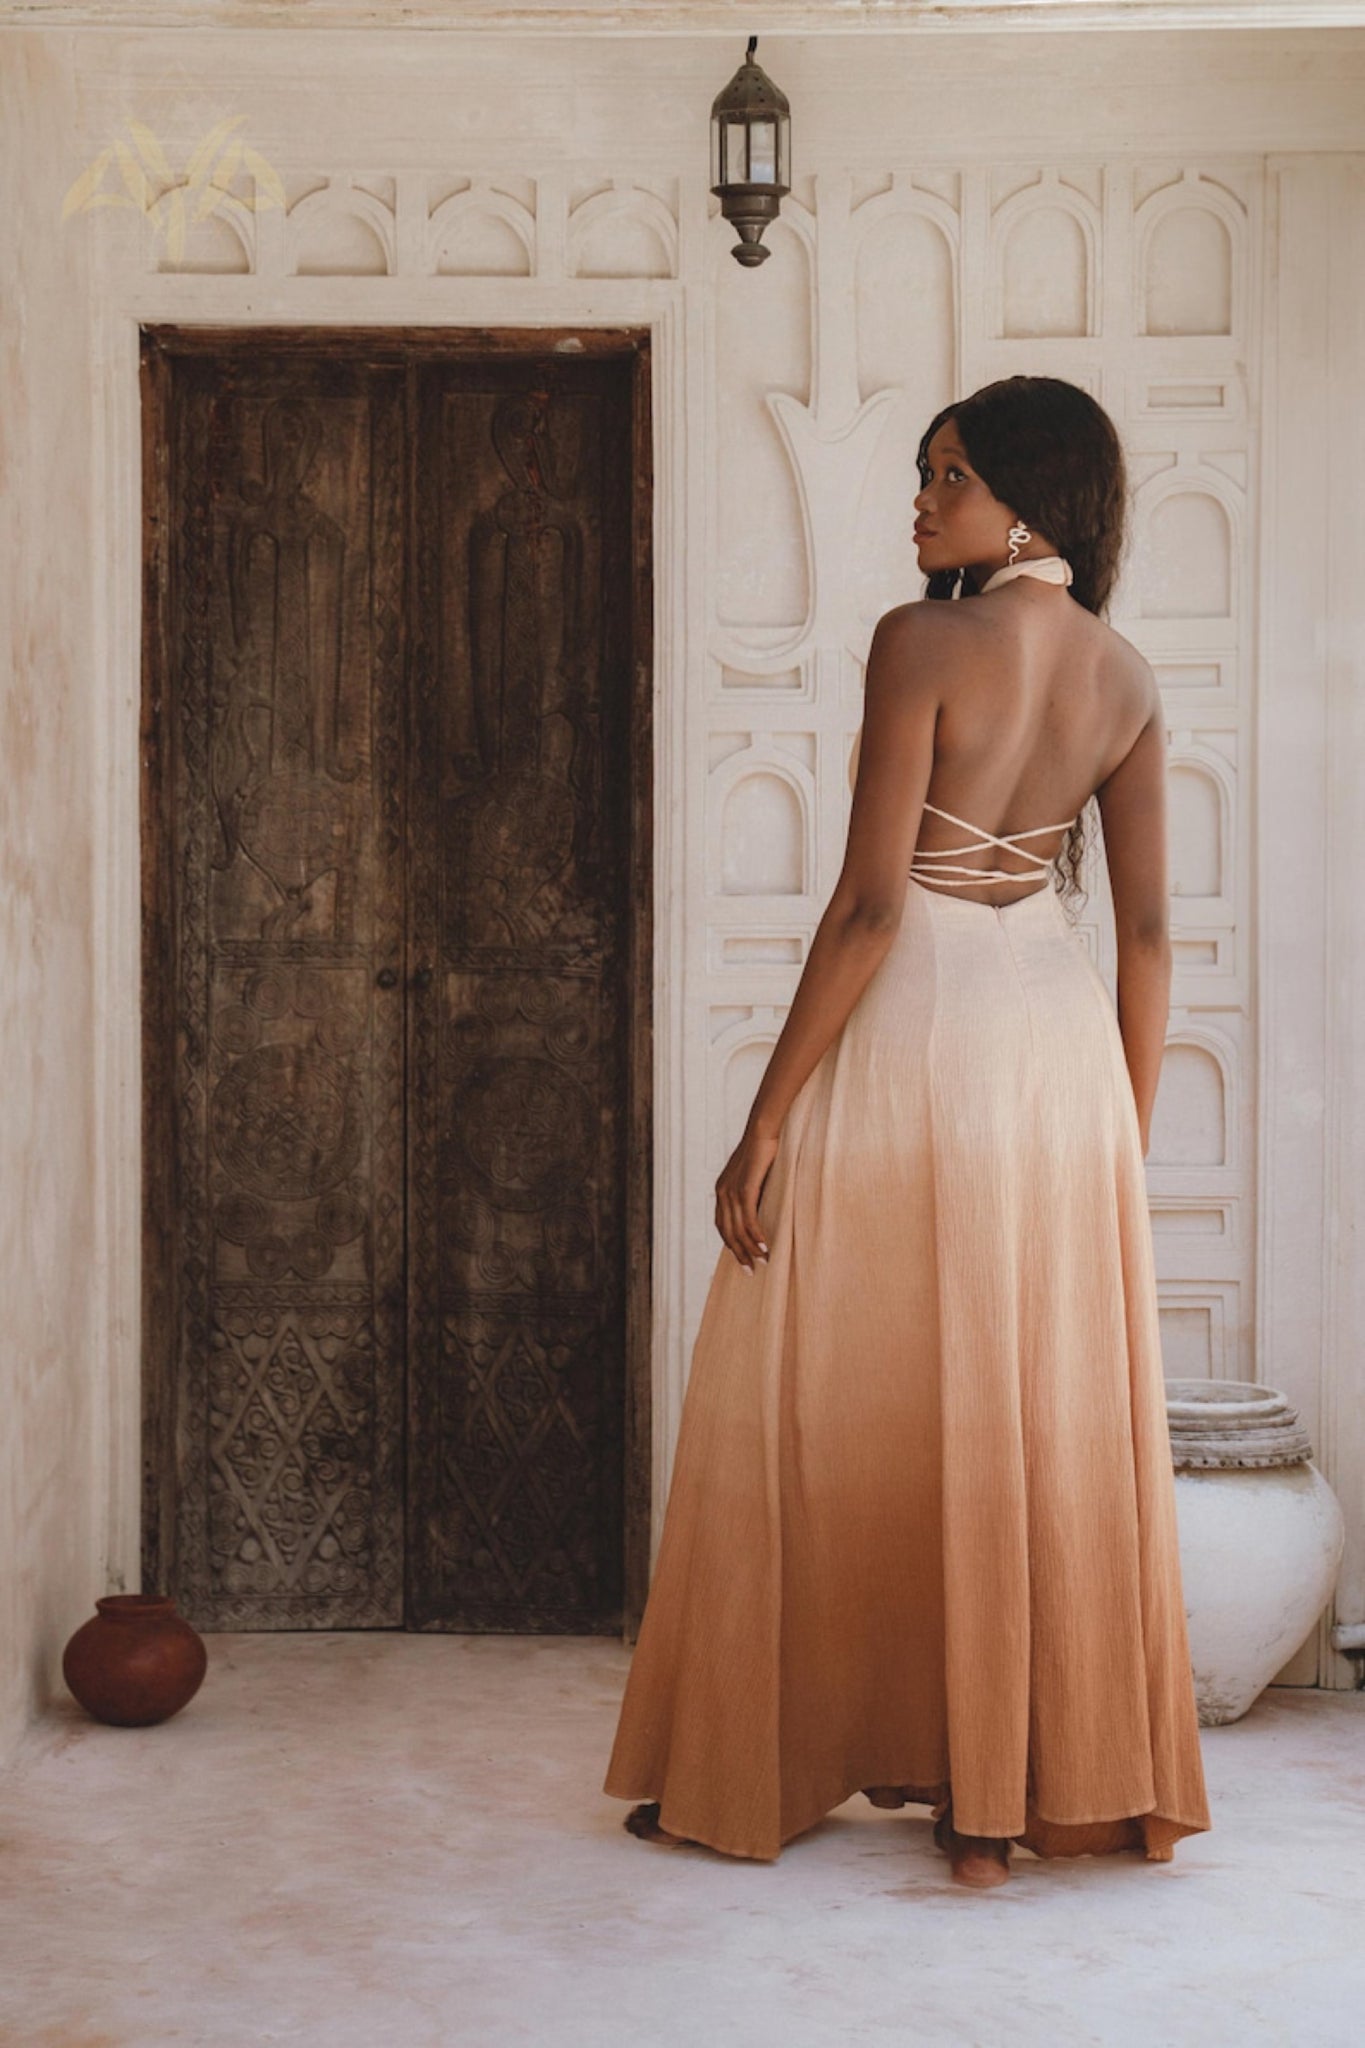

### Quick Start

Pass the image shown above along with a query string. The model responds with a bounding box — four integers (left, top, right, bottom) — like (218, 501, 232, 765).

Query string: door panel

(406, 366, 631, 1630)
(154, 355, 407, 1628)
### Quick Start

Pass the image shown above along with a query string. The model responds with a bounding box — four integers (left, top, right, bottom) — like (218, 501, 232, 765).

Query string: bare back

(911, 586, 1161, 914)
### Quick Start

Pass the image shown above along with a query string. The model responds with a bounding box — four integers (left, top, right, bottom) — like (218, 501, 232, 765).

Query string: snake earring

(1006, 522, 1031, 566)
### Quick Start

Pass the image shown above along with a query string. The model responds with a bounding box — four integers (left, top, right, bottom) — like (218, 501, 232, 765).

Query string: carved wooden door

(142, 331, 649, 1635)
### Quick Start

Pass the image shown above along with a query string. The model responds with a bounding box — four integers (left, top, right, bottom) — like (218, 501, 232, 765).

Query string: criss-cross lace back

(909, 800, 1077, 893)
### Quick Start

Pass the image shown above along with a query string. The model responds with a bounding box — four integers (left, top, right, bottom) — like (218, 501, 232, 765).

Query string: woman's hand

(714, 1125, 780, 1274)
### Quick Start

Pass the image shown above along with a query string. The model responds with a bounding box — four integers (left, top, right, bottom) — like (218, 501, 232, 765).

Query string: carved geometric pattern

(207, 1308, 378, 1599)
(212, 1042, 363, 1200)
(456, 1056, 595, 1212)
(435, 1312, 603, 1619)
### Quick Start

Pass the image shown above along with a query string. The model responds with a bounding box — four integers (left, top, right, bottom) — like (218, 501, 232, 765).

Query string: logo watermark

(63, 113, 284, 264)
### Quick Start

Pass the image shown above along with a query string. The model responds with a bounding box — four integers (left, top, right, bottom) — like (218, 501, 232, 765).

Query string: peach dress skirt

(603, 868, 1212, 1864)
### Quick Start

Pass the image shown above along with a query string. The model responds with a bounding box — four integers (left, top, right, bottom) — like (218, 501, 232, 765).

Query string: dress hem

(602, 1771, 1211, 1867)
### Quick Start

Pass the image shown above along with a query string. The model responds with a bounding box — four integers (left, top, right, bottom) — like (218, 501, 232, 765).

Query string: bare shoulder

(871, 594, 1152, 700)
(864, 598, 959, 703)
(869, 596, 960, 647)
(866, 596, 971, 674)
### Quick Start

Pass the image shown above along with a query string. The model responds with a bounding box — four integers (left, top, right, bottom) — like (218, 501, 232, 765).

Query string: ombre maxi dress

(603, 625, 1210, 1865)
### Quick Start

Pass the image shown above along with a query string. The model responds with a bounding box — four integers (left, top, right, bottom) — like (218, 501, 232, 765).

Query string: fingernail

(757, 1242, 768, 1254)
(741, 1264, 753, 1277)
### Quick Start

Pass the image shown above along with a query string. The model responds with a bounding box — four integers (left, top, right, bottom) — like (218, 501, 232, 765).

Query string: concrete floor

(1, 1636, 1363, 2048)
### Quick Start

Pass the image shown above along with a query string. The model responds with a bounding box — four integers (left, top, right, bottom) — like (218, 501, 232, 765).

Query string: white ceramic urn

(1166, 1379, 1346, 1726)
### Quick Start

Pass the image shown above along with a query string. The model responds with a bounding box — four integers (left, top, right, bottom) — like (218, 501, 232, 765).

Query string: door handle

(376, 966, 432, 991)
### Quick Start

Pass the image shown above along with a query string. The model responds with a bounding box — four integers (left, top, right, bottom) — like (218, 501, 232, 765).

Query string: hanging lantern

(710, 36, 791, 269)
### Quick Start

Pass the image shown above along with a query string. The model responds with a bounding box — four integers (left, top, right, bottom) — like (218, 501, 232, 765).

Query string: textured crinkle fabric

(603, 870, 1211, 1864)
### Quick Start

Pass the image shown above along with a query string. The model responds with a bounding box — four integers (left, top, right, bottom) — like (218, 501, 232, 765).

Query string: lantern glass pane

(711, 120, 721, 186)
(748, 119, 777, 184)
(776, 120, 791, 187)
(722, 118, 749, 186)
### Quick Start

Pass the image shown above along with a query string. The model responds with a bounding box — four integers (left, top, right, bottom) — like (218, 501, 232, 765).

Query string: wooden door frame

(139, 322, 654, 1633)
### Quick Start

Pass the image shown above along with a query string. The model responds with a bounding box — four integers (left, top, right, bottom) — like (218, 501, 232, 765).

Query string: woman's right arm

(1093, 679, 1172, 1157)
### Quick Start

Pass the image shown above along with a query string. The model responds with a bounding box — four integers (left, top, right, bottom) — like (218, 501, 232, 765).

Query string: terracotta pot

(62, 1594, 208, 1727)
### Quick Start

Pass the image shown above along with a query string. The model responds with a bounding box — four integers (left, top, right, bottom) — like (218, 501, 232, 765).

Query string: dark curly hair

(915, 375, 1128, 910)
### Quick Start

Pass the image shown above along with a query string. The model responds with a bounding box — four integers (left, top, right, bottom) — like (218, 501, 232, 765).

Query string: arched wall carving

(990, 173, 1101, 339)
(430, 184, 536, 275)
(287, 180, 396, 275)
(1135, 170, 1247, 338)
(568, 183, 677, 278)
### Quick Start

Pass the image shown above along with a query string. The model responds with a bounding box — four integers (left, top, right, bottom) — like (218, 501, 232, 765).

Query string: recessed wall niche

(1158, 1301, 1218, 1378)
(1142, 382, 1232, 414)
(154, 208, 250, 275)
(1000, 205, 1092, 338)
(710, 1009, 789, 1159)
(1171, 935, 1227, 974)
(432, 188, 534, 276)
(723, 1036, 776, 1149)
(1142, 206, 1233, 335)
(1151, 1204, 1229, 1236)
(1138, 489, 1234, 620)
(290, 185, 393, 276)
(569, 185, 677, 279)
(1149, 1041, 1229, 1169)
(713, 932, 806, 970)
(718, 770, 806, 897)
(1168, 760, 1226, 899)
(720, 665, 804, 694)
(1153, 661, 1227, 695)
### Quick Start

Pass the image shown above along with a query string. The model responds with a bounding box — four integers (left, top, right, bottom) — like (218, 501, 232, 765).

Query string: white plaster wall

(3, 21, 1364, 1766)
(1, 38, 101, 1760)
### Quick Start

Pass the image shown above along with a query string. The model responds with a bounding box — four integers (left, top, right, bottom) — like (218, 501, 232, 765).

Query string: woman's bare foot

(624, 1801, 696, 1847)
(932, 1805, 1012, 1888)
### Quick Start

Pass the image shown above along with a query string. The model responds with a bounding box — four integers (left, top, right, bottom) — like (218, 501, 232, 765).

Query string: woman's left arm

(713, 604, 945, 1271)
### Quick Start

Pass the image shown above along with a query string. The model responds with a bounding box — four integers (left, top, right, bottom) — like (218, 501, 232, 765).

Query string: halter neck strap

(978, 555, 1073, 594)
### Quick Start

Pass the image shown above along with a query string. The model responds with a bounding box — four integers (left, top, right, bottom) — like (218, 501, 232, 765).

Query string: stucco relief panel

(701, 155, 1260, 1392)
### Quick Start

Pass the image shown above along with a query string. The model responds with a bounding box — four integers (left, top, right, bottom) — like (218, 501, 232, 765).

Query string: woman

(602, 375, 1211, 1889)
